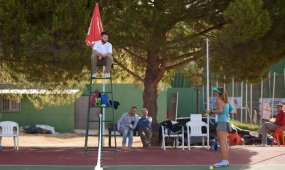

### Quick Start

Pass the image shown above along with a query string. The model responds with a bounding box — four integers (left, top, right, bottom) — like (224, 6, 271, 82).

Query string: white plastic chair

(186, 121, 208, 150)
(190, 114, 202, 122)
(161, 121, 184, 151)
(0, 121, 19, 150)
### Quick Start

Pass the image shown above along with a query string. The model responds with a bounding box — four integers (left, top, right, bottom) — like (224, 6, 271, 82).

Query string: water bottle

(210, 139, 215, 150)
(241, 138, 245, 145)
(217, 141, 220, 150)
(0, 146, 2, 151)
(214, 136, 218, 150)
(227, 138, 230, 146)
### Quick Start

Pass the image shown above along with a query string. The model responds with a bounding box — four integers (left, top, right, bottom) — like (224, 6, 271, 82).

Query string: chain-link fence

(204, 72, 285, 126)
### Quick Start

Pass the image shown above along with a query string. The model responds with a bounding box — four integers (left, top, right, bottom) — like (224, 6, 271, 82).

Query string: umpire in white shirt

(91, 32, 113, 78)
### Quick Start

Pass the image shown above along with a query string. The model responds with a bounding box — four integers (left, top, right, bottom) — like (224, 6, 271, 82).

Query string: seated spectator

(137, 108, 152, 148)
(117, 106, 139, 149)
(250, 103, 285, 146)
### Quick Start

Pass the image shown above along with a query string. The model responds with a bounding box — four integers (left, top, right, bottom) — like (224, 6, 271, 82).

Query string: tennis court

(1, 165, 285, 170)
(0, 146, 285, 170)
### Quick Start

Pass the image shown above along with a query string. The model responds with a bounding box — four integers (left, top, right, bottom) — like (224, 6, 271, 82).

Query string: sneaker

(260, 144, 268, 147)
(146, 143, 151, 148)
(92, 72, 98, 78)
(226, 160, 229, 166)
(103, 73, 110, 78)
(213, 160, 228, 168)
(249, 131, 259, 138)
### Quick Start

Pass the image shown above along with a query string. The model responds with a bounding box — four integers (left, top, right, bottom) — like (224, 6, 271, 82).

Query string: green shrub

(230, 120, 260, 131)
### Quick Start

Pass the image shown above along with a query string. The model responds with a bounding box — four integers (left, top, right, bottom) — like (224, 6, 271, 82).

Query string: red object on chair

(269, 124, 285, 146)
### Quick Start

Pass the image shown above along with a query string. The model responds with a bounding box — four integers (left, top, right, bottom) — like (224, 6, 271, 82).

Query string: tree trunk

(143, 52, 164, 123)
(143, 78, 159, 123)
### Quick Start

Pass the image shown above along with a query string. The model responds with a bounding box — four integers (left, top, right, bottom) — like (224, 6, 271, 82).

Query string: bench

(107, 123, 161, 147)
(107, 123, 139, 147)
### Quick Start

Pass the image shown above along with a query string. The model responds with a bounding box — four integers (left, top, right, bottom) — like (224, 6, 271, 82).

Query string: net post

(94, 114, 103, 170)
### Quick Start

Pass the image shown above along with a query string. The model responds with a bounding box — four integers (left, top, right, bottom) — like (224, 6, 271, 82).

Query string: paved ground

(1, 165, 285, 170)
(1, 132, 285, 170)
(0, 131, 143, 147)
(0, 146, 285, 170)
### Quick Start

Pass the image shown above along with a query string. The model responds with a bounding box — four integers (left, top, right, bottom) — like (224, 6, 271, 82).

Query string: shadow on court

(0, 147, 285, 170)
(1, 165, 285, 170)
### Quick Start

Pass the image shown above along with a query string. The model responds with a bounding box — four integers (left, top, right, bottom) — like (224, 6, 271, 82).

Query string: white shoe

(103, 73, 110, 78)
(249, 131, 259, 137)
(92, 72, 98, 78)
(213, 160, 228, 168)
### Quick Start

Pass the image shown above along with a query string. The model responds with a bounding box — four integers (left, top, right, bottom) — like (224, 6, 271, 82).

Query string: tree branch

(167, 51, 198, 62)
(113, 58, 144, 82)
(165, 56, 197, 71)
(167, 22, 226, 45)
(154, 68, 165, 85)
(198, 22, 226, 35)
(121, 47, 147, 63)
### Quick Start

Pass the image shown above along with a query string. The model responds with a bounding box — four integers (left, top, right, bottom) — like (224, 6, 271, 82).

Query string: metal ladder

(84, 65, 117, 157)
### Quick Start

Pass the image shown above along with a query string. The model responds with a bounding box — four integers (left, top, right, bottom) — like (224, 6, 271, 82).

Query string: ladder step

(87, 134, 118, 137)
(89, 91, 113, 94)
(84, 148, 117, 152)
(89, 106, 114, 108)
(92, 77, 111, 80)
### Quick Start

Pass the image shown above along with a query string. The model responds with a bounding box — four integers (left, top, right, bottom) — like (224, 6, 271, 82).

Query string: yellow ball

(209, 166, 213, 170)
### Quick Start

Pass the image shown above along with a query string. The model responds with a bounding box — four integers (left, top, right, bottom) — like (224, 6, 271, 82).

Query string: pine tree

(1, 0, 284, 121)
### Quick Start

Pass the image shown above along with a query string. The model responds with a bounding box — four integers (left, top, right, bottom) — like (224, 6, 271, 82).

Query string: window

(0, 98, 21, 112)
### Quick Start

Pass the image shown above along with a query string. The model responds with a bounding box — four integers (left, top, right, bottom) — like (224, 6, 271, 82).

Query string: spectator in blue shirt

(137, 108, 152, 148)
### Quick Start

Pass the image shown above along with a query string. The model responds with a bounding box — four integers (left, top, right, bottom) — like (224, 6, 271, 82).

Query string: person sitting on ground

(90, 32, 113, 78)
(250, 103, 285, 146)
(117, 106, 139, 149)
(137, 108, 152, 148)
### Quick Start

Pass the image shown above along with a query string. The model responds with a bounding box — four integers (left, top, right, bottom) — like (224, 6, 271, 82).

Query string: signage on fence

(261, 102, 271, 120)
(209, 97, 242, 113)
(259, 98, 285, 117)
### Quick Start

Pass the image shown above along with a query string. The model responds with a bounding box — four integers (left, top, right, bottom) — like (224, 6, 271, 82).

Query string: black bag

(159, 120, 184, 143)
(24, 125, 52, 134)
(24, 125, 39, 134)
(169, 122, 183, 135)
(108, 100, 120, 110)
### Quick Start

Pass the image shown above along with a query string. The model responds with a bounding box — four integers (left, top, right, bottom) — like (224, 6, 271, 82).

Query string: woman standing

(206, 87, 233, 167)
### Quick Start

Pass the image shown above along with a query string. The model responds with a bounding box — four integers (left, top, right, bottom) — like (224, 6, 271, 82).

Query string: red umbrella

(85, 3, 103, 46)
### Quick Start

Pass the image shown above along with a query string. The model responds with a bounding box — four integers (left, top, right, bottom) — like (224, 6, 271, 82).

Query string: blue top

(217, 103, 233, 123)
(136, 116, 152, 129)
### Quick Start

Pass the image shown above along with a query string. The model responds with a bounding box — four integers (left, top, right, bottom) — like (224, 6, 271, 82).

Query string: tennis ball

(209, 166, 213, 170)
